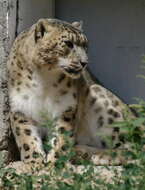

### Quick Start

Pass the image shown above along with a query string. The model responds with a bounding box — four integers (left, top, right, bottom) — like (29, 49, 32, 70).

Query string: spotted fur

(8, 18, 135, 166)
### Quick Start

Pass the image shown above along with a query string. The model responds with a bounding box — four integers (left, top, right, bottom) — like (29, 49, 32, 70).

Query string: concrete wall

(56, 0, 145, 103)
(0, 0, 12, 153)
(17, 0, 55, 35)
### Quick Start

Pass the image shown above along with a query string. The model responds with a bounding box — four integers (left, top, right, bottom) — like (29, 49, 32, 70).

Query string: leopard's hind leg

(76, 84, 130, 165)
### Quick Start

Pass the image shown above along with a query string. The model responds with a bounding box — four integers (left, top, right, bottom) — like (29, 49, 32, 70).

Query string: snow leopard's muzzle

(61, 61, 88, 78)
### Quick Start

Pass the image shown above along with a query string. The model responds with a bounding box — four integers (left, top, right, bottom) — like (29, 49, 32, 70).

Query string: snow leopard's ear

(34, 19, 48, 42)
(72, 21, 83, 31)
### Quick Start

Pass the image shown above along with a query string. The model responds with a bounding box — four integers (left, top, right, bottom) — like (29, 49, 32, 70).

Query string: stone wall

(0, 0, 10, 151)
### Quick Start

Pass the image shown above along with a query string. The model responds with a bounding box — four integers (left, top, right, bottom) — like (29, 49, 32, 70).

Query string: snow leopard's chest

(9, 71, 77, 123)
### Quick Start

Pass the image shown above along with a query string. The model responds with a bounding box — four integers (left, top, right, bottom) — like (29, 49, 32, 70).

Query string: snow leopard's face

(34, 18, 88, 78)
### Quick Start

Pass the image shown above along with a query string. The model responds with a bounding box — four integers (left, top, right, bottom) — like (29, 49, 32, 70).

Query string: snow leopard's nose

(80, 61, 87, 68)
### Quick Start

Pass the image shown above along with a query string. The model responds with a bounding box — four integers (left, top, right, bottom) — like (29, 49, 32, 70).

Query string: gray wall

(17, 0, 55, 35)
(56, 0, 145, 103)
(0, 0, 13, 152)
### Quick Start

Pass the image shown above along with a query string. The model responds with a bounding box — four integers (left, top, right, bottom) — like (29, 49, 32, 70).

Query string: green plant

(0, 95, 145, 190)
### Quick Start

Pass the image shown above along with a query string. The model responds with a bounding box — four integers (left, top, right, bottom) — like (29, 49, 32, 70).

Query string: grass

(0, 100, 145, 190)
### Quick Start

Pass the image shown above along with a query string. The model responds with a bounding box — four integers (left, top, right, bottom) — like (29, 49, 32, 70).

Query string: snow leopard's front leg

(10, 112, 46, 165)
(47, 107, 76, 164)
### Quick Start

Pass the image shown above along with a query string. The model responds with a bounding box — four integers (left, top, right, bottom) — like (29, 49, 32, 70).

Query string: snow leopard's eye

(64, 41, 74, 49)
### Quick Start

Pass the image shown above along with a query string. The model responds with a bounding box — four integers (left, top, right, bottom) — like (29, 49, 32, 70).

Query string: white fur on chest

(9, 70, 77, 123)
